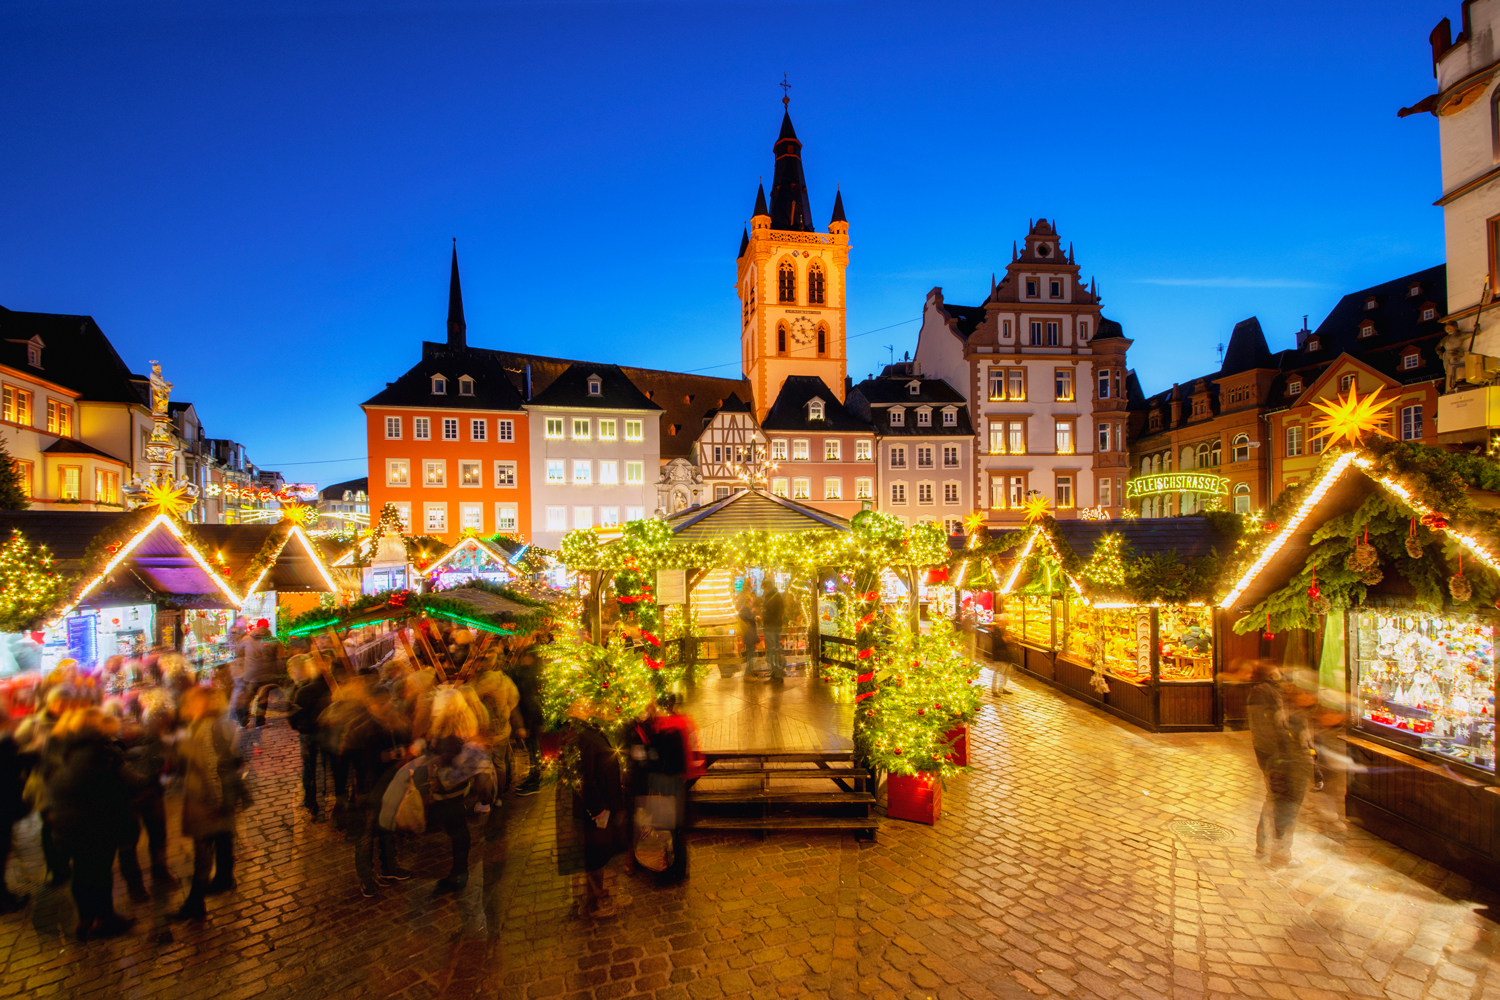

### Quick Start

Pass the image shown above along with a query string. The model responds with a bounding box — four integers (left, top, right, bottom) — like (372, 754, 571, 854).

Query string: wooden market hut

(1221, 448, 1500, 889)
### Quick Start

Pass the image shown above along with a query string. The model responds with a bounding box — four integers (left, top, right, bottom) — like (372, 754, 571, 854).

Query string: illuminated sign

(1124, 473, 1230, 499)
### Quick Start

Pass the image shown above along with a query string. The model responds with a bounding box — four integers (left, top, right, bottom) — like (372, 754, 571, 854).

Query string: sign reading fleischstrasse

(1124, 473, 1230, 499)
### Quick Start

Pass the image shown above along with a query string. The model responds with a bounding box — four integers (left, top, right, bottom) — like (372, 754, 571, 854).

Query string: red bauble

(1263, 521, 1279, 533)
(1263, 631, 1275, 641)
(1422, 512, 1448, 531)
(1308, 584, 1320, 600)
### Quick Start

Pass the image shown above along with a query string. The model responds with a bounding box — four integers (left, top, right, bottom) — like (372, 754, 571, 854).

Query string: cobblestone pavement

(3, 668, 1500, 1000)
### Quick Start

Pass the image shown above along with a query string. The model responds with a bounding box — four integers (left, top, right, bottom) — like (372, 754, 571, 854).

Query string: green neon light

(285, 617, 340, 637)
(1124, 472, 1230, 499)
(427, 607, 515, 635)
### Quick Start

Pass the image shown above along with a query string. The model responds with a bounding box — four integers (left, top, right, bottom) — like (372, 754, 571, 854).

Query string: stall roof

(1220, 451, 1500, 613)
(1054, 518, 1226, 561)
(193, 523, 336, 594)
(662, 488, 851, 541)
(425, 536, 515, 578)
(440, 587, 549, 617)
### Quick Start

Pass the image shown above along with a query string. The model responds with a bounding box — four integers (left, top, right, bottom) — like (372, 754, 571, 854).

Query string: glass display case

(1019, 593, 1055, 649)
(1158, 606, 1214, 682)
(1064, 601, 1150, 682)
(1352, 609, 1497, 772)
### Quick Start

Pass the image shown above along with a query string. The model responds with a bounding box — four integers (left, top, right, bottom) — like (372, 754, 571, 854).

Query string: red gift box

(886, 772, 942, 825)
(944, 724, 969, 767)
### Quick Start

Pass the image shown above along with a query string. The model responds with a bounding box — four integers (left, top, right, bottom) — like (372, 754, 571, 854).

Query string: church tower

(736, 99, 850, 421)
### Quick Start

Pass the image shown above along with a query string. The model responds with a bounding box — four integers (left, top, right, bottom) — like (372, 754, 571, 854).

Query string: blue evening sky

(0, 0, 1447, 487)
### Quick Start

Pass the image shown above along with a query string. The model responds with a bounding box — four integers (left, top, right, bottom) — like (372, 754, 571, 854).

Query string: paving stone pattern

(2, 668, 1499, 1000)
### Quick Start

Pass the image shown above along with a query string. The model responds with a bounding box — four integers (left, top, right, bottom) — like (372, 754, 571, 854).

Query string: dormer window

(1409, 283, 1422, 298)
(26, 339, 42, 368)
(1365, 296, 1378, 311)
(587, 376, 603, 397)
(458, 376, 474, 396)
(1403, 351, 1421, 370)
(942, 407, 957, 426)
(1421, 303, 1437, 321)
(431, 375, 447, 395)
(808, 399, 825, 421)
(916, 408, 931, 427)
(1306, 337, 1321, 352)
(1287, 379, 1303, 396)
(907, 381, 920, 395)
(1358, 320, 1376, 339)
(890, 408, 905, 427)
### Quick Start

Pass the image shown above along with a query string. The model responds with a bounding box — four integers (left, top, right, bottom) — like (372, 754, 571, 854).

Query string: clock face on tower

(790, 317, 816, 347)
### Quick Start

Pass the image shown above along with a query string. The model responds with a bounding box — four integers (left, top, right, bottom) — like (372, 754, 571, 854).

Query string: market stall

(1222, 442, 1500, 888)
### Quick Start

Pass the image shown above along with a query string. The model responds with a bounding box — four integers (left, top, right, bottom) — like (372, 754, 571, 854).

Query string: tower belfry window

(777, 323, 788, 356)
(817, 326, 827, 356)
(778, 261, 796, 303)
(808, 264, 825, 304)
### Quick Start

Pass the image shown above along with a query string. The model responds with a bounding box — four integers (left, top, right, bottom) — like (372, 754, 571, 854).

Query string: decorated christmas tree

(0, 530, 66, 631)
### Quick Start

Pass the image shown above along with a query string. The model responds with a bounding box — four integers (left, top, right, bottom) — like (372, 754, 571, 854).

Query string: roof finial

(780, 72, 790, 108)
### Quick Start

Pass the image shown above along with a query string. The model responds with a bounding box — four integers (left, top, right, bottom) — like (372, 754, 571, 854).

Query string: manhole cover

(1171, 820, 1233, 843)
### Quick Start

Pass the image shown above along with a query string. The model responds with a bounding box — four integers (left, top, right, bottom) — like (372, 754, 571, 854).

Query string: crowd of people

(0, 609, 703, 940)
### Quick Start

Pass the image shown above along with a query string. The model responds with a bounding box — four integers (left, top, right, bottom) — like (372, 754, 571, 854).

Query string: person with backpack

(288, 653, 336, 821)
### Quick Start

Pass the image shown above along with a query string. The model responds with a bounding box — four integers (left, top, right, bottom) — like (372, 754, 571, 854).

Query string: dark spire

(768, 110, 815, 232)
(737, 227, 750, 258)
(1219, 317, 1274, 375)
(753, 183, 768, 217)
(830, 188, 846, 225)
(447, 240, 467, 351)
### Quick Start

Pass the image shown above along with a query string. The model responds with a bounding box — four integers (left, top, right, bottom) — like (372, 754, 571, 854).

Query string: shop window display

(1018, 593, 1055, 648)
(1062, 601, 1213, 683)
(1352, 610, 1496, 771)
(1158, 607, 1214, 681)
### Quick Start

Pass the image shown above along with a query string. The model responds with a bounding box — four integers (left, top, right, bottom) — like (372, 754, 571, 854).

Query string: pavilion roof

(663, 489, 851, 541)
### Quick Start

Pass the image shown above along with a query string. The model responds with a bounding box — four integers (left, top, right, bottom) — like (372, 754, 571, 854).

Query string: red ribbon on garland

(855, 590, 880, 601)
(645, 655, 663, 670)
(641, 630, 662, 647)
(857, 648, 874, 659)
(855, 672, 875, 684)
(616, 594, 641, 604)
(854, 691, 876, 702)
(855, 612, 877, 629)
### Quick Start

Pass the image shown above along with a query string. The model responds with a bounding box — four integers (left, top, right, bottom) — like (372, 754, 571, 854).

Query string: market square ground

(1, 666, 1498, 1000)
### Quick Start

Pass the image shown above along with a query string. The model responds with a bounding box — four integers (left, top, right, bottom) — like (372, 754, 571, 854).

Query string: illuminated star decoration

(278, 503, 319, 526)
(1309, 385, 1395, 450)
(1022, 494, 1053, 524)
(962, 511, 987, 534)
(136, 482, 195, 518)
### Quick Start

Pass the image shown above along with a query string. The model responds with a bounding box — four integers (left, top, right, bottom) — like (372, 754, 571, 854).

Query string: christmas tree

(0, 530, 66, 631)
(0, 438, 30, 510)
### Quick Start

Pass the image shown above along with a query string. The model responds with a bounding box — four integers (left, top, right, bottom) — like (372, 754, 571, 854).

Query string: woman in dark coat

(172, 688, 246, 921)
(47, 708, 143, 940)
(569, 700, 623, 917)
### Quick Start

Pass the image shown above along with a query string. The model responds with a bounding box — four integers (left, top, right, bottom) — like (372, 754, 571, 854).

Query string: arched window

(1210, 439, 1222, 466)
(1233, 482, 1251, 514)
(778, 260, 796, 303)
(1232, 433, 1250, 462)
(1196, 442, 1210, 468)
(777, 322, 788, 356)
(817, 325, 827, 357)
(1180, 446, 1195, 471)
(808, 264, 826, 304)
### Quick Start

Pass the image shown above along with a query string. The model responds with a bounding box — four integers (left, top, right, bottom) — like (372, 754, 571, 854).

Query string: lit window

(599, 461, 618, 484)
(573, 418, 590, 440)
(916, 446, 933, 468)
(625, 506, 644, 522)
(471, 419, 487, 441)
(392, 503, 410, 530)
(1285, 425, 1304, 457)
(2, 386, 31, 426)
(772, 478, 789, 497)
(1402, 405, 1423, 441)
(890, 482, 907, 505)
(916, 409, 931, 427)
(1056, 476, 1073, 509)
(943, 482, 959, 504)
(588, 377, 602, 397)
(431, 376, 447, 395)
(1008, 422, 1025, 455)
(1232, 434, 1250, 462)
(574, 507, 593, 529)
(497, 419, 514, 442)
(943, 445, 960, 467)
(1055, 422, 1073, 455)
(625, 461, 644, 484)
(442, 418, 459, 441)
(460, 503, 482, 530)
(771, 440, 788, 460)
(546, 417, 564, 439)
(597, 506, 618, 528)
(495, 462, 516, 487)
(598, 419, 616, 440)
(546, 460, 565, 483)
(1008, 370, 1025, 400)
(824, 478, 842, 500)
(46, 400, 72, 437)
(625, 420, 643, 441)
(573, 460, 591, 484)
(809, 400, 825, 420)
(495, 504, 518, 531)
(792, 440, 809, 461)
(989, 478, 1005, 509)
(459, 377, 474, 396)
(1098, 478, 1111, 507)
(1055, 369, 1073, 401)
(414, 417, 430, 440)
(890, 446, 907, 468)
(988, 369, 1005, 400)
(1403, 353, 1420, 370)
(60, 467, 81, 500)
(942, 408, 956, 426)
(1233, 483, 1251, 514)
(545, 506, 566, 531)
(793, 478, 810, 500)
(95, 470, 118, 504)
(1098, 423, 1110, 452)
(1287, 380, 1303, 396)
(460, 461, 481, 487)
(425, 504, 447, 533)
(855, 440, 872, 461)
(856, 478, 873, 500)
(385, 416, 401, 439)
(917, 482, 934, 504)
(825, 439, 841, 460)
(425, 461, 445, 486)
(387, 460, 410, 486)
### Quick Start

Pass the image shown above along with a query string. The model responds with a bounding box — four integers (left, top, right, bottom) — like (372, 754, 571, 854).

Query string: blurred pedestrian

(18, 684, 77, 886)
(734, 588, 759, 679)
(48, 708, 142, 940)
(569, 699, 623, 917)
(128, 688, 178, 886)
(288, 652, 335, 821)
(345, 681, 414, 897)
(0, 708, 34, 913)
(510, 637, 545, 797)
(645, 694, 697, 884)
(172, 688, 247, 922)
(233, 619, 283, 730)
(1247, 661, 1314, 866)
(761, 582, 786, 681)
(426, 688, 493, 894)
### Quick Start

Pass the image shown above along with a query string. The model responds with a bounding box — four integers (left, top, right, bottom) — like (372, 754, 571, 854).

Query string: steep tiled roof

(847, 375, 974, 438)
(0, 306, 147, 405)
(319, 477, 368, 500)
(760, 375, 873, 433)
(42, 438, 127, 462)
(362, 346, 528, 411)
(526, 363, 661, 411)
(1219, 317, 1275, 375)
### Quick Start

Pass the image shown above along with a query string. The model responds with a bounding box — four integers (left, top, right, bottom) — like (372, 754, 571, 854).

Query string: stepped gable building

(736, 99, 851, 422)
(847, 363, 975, 534)
(759, 374, 875, 520)
(1129, 317, 1282, 517)
(914, 218, 1132, 523)
(1265, 266, 1446, 494)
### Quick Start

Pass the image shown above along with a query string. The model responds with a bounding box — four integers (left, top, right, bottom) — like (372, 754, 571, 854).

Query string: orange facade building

(363, 249, 531, 542)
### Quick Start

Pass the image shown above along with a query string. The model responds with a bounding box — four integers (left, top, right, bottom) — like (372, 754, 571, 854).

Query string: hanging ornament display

(1421, 512, 1448, 532)
(1306, 566, 1320, 602)
(1346, 525, 1378, 573)
(1262, 613, 1275, 643)
(1361, 567, 1384, 586)
(1310, 595, 1332, 616)
(1406, 517, 1423, 559)
(1451, 550, 1473, 603)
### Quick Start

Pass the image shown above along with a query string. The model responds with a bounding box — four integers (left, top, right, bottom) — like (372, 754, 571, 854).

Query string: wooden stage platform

(682, 667, 854, 753)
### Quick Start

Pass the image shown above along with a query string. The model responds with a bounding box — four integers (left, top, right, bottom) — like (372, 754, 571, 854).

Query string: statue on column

(1440, 321, 1471, 393)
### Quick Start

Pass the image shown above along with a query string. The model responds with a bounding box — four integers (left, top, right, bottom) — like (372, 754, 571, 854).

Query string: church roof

(446, 243, 466, 350)
(830, 189, 846, 225)
(768, 110, 815, 232)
